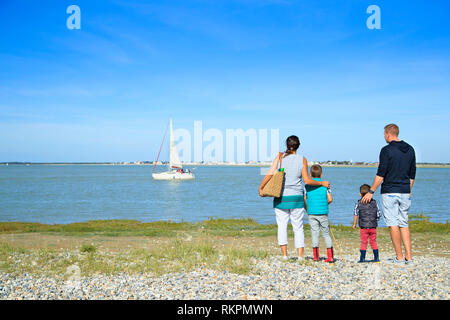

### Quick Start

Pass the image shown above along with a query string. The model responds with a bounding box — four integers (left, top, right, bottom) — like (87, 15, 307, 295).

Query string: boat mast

(152, 119, 170, 172)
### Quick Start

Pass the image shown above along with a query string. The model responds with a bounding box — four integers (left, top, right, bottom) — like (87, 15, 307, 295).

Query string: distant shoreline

(1, 162, 449, 168)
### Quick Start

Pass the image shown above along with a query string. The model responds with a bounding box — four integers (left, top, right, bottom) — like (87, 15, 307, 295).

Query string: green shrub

(80, 244, 96, 253)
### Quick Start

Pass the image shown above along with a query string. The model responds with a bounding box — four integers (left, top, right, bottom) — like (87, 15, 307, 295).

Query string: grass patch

(0, 218, 276, 238)
(410, 212, 431, 221)
(0, 216, 448, 239)
(200, 217, 259, 228)
(80, 244, 96, 253)
(0, 219, 193, 237)
(0, 236, 274, 277)
(218, 247, 270, 274)
(0, 216, 447, 277)
(409, 220, 449, 234)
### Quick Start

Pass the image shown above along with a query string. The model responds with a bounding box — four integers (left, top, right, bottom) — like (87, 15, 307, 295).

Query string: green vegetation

(408, 213, 448, 234)
(0, 219, 195, 237)
(0, 238, 271, 277)
(80, 244, 96, 253)
(0, 216, 448, 277)
(0, 216, 447, 237)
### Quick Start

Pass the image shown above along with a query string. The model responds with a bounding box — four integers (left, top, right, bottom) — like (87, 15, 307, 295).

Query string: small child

(305, 165, 334, 263)
(353, 184, 381, 262)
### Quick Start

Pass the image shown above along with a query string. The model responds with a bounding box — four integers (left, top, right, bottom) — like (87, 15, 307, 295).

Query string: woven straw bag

(261, 153, 285, 197)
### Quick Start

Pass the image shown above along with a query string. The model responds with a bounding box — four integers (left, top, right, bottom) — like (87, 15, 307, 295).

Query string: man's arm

(361, 175, 383, 204)
(409, 150, 416, 197)
(371, 175, 384, 192)
(376, 147, 389, 178)
(410, 151, 416, 181)
(362, 147, 388, 204)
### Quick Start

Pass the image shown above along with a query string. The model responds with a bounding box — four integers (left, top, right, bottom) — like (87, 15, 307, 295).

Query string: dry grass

(0, 217, 448, 277)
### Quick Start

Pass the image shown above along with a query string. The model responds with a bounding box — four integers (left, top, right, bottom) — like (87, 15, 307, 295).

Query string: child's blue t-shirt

(305, 178, 329, 215)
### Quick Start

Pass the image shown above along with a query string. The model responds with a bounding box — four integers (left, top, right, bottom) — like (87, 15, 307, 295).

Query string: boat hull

(152, 171, 195, 180)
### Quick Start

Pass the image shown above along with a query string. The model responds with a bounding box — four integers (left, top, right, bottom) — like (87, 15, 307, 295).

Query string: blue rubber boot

(373, 249, 380, 262)
(358, 250, 366, 263)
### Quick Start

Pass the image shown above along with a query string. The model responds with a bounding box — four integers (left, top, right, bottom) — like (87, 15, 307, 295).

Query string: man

(362, 124, 416, 264)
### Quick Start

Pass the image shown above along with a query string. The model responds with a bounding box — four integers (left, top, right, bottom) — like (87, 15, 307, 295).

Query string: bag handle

(278, 152, 284, 170)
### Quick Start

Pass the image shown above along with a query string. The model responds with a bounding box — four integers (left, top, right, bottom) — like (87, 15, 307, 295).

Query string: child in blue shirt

(305, 165, 334, 263)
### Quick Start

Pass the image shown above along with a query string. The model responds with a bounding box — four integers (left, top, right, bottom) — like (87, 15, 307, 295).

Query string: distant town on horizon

(1, 161, 449, 167)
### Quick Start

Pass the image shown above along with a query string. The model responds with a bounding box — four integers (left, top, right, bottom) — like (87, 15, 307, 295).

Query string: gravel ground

(0, 255, 448, 300)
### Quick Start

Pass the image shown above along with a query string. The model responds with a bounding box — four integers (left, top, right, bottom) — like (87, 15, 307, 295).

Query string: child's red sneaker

(325, 247, 334, 263)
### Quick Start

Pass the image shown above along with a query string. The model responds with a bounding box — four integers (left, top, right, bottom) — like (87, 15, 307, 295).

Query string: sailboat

(152, 119, 195, 180)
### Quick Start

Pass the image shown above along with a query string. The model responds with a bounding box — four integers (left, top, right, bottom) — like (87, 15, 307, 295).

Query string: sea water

(0, 165, 448, 226)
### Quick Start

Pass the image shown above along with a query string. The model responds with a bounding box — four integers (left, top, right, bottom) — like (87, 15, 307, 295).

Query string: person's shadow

(298, 257, 338, 263)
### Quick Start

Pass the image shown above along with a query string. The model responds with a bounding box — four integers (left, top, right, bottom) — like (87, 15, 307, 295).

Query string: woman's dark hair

(285, 135, 300, 155)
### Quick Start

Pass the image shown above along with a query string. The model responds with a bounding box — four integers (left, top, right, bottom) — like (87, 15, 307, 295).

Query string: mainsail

(169, 118, 182, 169)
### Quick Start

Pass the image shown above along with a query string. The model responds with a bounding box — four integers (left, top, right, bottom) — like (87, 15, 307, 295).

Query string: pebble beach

(1, 255, 448, 300)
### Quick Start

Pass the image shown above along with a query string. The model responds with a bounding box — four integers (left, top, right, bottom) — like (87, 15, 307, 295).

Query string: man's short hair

(310, 164, 322, 178)
(360, 184, 371, 196)
(384, 123, 399, 136)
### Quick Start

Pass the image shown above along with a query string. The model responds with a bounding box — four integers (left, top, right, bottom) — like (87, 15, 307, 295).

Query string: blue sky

(0, 0, 449, 162)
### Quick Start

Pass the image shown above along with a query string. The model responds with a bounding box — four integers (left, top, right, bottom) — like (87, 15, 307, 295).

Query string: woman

(259, 135, 330, 260)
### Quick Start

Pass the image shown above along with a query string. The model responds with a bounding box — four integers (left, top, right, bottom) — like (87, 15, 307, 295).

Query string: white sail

(169, 118, 182, 169)
(152, 118, 194, 180)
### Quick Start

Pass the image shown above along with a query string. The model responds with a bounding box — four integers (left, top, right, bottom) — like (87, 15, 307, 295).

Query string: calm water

(0, 165, 448, 226)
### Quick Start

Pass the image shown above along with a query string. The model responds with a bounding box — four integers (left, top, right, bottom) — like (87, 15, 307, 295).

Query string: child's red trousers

(360, 228, 378, 250)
